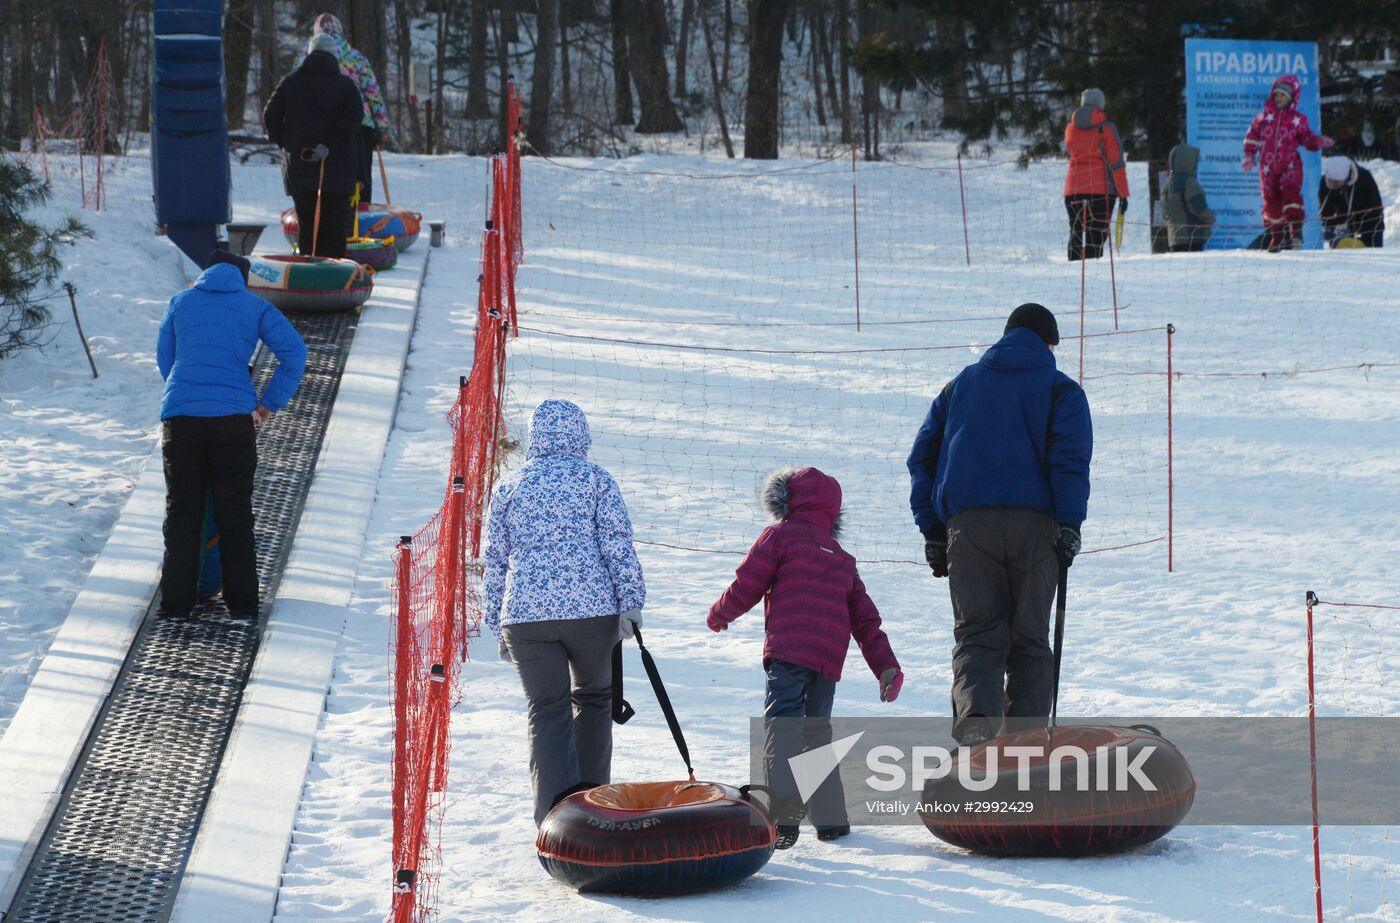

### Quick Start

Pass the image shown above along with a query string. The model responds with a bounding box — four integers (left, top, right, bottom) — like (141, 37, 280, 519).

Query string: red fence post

(1167, 323, 1174, 573)
(956, 151, 971, 267)
(1305, 590, 1324, 923)
(1105, 208, 1120, 330)
(391, 535, 414, 923)
(1077, 213, 1086, 385)
(850, 144, 861, 332)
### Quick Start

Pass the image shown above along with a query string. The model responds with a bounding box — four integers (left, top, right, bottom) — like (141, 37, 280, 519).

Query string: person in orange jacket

(1063, 88, 1130, 261)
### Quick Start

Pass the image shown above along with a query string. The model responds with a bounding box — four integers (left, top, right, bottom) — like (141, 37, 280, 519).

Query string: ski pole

(1049, 563, 1069, 741)
(311, 158, 326, 258)
(378, 146, 392, 205)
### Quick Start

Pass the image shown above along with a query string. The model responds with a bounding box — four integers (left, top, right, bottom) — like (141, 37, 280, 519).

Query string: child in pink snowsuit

(1242, 75, 1333, 250)
(707, 466, 902, 848)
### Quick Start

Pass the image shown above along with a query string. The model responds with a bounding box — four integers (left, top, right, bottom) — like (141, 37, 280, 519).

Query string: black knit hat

(1004, 302, 1059, 346)
(207, 249, 251, 285)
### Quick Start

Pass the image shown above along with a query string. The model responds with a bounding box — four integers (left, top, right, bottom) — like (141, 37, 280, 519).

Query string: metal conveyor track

(6, 309, 358, 922)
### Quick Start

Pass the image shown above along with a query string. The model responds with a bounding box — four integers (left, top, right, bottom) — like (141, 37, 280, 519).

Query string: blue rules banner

(1185, 38, 1322, 250)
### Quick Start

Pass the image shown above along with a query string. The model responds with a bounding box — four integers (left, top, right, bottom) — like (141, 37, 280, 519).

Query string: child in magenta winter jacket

(707, 466, 902, 849)
(1243, 74, 1334, 251)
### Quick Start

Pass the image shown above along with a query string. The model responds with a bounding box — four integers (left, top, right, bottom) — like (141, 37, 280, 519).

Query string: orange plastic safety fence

(388, 83, 523, 923)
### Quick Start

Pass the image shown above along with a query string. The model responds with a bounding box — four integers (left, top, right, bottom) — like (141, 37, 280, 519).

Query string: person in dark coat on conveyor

(156, 251, 306, 618)
(263, 34, 363, 259)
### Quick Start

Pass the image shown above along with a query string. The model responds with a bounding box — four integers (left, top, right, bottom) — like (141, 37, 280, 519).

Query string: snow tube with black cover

(537, 781, 777, 894)
(919, 724, 1195, 857)
(281, 203, 422, 252)
(247, 255, 373, 313)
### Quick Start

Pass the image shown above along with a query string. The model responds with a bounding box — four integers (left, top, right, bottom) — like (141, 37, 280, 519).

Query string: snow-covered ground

(3, 148, 1399, 921)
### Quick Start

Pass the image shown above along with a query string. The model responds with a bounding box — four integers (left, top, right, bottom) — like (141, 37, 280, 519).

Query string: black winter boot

(775, 825, 801, 850)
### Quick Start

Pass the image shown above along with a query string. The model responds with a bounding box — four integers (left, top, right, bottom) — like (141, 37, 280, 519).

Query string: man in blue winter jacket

(155, 251, 307, 617)
(906, 303, 1092, 745)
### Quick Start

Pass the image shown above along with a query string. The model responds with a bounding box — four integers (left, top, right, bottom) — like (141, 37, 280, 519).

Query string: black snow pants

(160, 415, 259, 616)
(291, 191, 349, 259)
(1065, 193, 1114, 261)
(946, 507, 1059, 743)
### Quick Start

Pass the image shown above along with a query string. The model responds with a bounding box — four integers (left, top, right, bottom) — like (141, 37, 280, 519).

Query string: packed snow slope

(3, 148, 1398, 921)
(273, 154, 1399, 921)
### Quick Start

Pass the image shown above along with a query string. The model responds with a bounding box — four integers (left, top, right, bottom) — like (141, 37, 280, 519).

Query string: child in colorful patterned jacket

(707, 466, 902, 848)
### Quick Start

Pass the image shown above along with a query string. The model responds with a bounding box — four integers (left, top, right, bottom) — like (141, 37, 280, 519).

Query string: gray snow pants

(503, 614, 619, 826)
(946, 508, 1059, 742)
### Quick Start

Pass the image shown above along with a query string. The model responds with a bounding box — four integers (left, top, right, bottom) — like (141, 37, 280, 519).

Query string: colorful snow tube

(281, 203, 423, 252)
(247, 255, 373, 313)
(920, 725, 1195, 857)
(537, 781, 777, 894)
(346, 236, 398, 270)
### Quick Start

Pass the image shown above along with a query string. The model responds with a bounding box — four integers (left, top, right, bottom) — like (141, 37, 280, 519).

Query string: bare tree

(609, 0, 634, 124)
(527, 0, 559, 153)
(936, 12, 970, 124)
(699, 0, 733, 157)
(466, 0, 493, 118)
(255, 0, 278, 119)
(743, 0, 788, 158)
(624, 0, 684, 132)
(433, 0, 447, 152)
(348, 0, 389, 92)
(394, 0, 424, 150)
(496, 4, 512, 149)
(721, 0, 731, 86)
(675, 0, 694, 97)
(836, 0, 852, 144)
(225, 0, 255, 130)
(1, 0, 18, 147)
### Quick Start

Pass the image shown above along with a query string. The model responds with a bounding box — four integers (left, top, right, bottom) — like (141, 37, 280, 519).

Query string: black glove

(311, 143, 330, 161)
(923, 529, 948, 579)
(1118, 198, 1128, 215)
(1055, 524, 1081, 569)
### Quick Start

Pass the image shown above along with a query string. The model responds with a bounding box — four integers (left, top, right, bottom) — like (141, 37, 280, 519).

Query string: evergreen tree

(0, 159, 87, 359)
(855, 1, 1400, 162)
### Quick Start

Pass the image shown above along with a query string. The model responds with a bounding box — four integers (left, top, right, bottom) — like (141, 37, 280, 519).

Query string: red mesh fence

(17, 35, 113, 210)
(387, 82, 523, 923)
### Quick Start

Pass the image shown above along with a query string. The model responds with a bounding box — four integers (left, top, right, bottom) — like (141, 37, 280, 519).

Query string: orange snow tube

(537, 781, 777, 894)
(919, 724, 1196, 857)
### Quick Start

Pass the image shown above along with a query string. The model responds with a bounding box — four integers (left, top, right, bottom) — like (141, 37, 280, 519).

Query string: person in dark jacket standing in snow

(907, 304, 1092, 746)
(156, 251, 307, 618)
(708, 466, 902, 849)
(263, 34, 363, 259)
(1319, 155, 1385, 248)
(1161, 143, 1215, 252)
(1064, 88, 1130, 261)
(483, 400, 646, 826)
(305, 13, 393, 203)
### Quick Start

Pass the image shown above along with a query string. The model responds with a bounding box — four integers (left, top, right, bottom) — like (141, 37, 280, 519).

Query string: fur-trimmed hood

(761, 466, 843, 537)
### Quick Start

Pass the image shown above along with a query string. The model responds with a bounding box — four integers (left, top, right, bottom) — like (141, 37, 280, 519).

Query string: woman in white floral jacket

(484, 399, 646, 824)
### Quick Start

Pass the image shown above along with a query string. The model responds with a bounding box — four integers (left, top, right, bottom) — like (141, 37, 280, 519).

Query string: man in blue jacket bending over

(906, 303, 1092, 745)
(156, 251, 307, 617)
